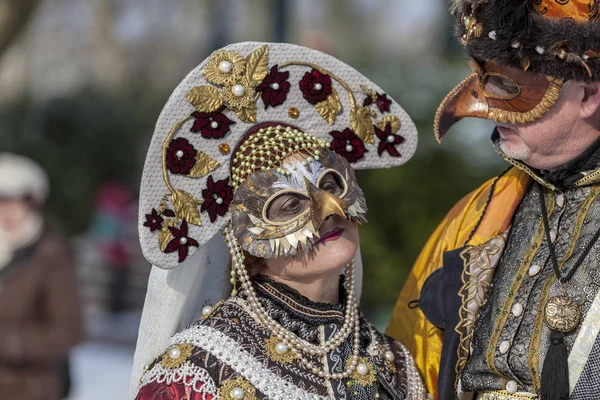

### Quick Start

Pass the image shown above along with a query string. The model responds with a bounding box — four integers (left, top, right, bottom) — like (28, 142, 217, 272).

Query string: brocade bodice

(137, 276, 425, 400)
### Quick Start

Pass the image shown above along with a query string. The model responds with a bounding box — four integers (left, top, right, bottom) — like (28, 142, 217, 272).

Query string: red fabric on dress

(136, 380, 214, 400)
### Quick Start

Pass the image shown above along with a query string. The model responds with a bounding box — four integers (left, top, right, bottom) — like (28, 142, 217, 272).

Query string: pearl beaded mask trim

(231, 131, 367, 258)
(169, 324, 329, 400)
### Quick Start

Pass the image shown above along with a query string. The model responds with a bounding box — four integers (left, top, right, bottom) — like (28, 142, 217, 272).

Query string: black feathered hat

(452, 0, 600, 81)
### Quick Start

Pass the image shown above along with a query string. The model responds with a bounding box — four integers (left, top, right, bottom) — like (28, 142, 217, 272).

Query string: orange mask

(434, 61, 564, 142)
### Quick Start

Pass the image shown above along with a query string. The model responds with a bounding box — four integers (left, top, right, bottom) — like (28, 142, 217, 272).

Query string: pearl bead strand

(225, 229, 356, 353)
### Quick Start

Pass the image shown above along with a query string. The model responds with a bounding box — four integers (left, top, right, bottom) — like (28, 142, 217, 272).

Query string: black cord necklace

(537, 183, 600, 332)
(538, 183, 600, 400)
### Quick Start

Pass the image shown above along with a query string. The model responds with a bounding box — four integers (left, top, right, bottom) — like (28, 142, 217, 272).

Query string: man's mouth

(496, 125, 518, 140)
(315, 227, 345, 244)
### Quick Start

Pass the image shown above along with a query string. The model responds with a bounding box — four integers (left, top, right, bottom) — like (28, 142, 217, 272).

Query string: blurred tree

(0, 0, 40, 60)
(0, 88, 163, 234)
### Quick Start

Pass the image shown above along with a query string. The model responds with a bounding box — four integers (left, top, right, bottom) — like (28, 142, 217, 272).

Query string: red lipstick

(316, 227, 344, 244)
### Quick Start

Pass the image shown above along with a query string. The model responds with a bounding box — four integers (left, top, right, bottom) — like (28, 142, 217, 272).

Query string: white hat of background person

(0, 153, 50, 203)
(130, 41, 418, 399)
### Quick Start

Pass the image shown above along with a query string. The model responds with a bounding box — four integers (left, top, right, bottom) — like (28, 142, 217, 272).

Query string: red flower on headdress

(201, 176, 233, 223)
(375, 123, 405, 157)
(164, 220, 199, 262)
(256, 65, 290, 108)
(376, 93, 392, 113)
(166, 138, 197, 174)
(329, 128, 367, 163)
(143, 208, 164, 232)
(190, 106, 235, 139)
(299, 69, 332, 104)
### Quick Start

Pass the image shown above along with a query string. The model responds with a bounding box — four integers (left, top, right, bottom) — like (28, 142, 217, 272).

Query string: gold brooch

(460, 4, 483, 45)
(264, 336, 298, 364)
(160, 343, 194, 369)
(220, 376, 256, 399)
(346, 357, 377, 387)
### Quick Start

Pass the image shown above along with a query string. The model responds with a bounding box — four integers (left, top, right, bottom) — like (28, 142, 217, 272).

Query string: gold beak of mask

(304, 177, 347, 231)
(434, 60, 564, 142)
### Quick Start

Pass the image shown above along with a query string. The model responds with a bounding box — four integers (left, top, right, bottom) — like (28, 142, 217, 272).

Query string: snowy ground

(68, 341, 135, 400)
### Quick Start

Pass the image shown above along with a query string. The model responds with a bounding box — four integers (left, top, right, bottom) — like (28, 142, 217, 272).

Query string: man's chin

(497, 140, 532, 162)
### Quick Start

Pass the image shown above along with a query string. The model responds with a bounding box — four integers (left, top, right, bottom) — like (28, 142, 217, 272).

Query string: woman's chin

(312, 237, 357, 268)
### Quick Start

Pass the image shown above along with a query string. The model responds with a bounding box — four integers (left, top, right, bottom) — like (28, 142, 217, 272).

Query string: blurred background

(0, 0, 506, 398)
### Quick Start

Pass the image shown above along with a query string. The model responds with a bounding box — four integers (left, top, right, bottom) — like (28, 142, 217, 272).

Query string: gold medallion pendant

(544, 295, 581, 333)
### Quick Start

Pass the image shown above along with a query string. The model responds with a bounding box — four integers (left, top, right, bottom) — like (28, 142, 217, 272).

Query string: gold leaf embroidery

(171, 189, 202, 226)
(236, 102, 257, 123)
(160, 343, 194, 369)
(204, 50, 246, 86)
(264, 336, 297, 364)
(359, 84, 377, 101)
(376, 115, 401, 134)
(245, 44, 270, 86)
(220, 376, 256, 399)
(350, 106, 375, 144)
(346, 357, 377, 387)
(157, 195, 168, 214)
(189, 152, 220, 178)
(186, 86, 224, 112)
(315, 86, 341, 125)
(158, 219, 176, 251)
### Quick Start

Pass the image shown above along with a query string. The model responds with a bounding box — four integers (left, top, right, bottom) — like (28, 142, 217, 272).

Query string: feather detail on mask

(271, 160, 325, 191)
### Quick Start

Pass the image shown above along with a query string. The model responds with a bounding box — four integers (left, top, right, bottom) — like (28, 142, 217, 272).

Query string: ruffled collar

(492, 129, 600, 191)
(252, 275, 347, 325)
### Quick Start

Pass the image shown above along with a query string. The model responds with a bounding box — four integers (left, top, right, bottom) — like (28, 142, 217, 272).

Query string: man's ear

(581, 81, 600, 119)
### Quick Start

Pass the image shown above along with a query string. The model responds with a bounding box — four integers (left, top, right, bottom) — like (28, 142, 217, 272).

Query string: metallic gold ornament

(219, 143, 231, 155)
(189, 151, 220, 178)
(460, 4, 483, 45)
(544, 295, 581, 333)
(160, 343, 194, 369)
(288, 106, 299, 119)
(264, 336, 297, 364)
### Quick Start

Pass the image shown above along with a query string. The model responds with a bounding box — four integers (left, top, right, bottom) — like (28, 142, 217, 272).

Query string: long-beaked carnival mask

(437, 0, 600, 142)
(138, 42, 417, 269)
(435, 60, 563, 141)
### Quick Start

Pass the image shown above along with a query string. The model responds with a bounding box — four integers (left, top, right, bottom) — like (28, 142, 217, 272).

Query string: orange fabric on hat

(533, 0, 591, 23)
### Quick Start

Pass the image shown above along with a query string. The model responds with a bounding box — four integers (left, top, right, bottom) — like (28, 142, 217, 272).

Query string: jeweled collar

(252, 275, 347, 324)
(492, 129, 600, 191)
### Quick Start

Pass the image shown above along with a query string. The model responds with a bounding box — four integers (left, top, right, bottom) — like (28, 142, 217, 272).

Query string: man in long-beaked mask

(387, 1, 600, 399)
(0, 153, 83, 400)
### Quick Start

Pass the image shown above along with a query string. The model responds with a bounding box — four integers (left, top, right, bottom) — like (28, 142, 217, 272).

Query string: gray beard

(496, 137, 532, 161)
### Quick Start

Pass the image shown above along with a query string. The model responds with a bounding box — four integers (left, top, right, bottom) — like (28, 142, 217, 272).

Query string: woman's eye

(283, 198, 300, 212)
(321, 181, 336, 193)
(318, 172, 344, 196)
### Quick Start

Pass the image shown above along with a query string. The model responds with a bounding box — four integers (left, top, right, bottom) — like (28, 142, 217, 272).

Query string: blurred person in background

(130, 42, 426, 399)
(388, 0, 600, 399)
(0, 153, 83, 400)
(90, 181, 135, 316)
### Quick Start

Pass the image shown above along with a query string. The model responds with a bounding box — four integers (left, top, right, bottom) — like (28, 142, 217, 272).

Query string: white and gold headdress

(131, 42, 417, 398)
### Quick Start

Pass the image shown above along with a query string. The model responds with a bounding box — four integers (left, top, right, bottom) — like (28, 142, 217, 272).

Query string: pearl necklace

(223, 228, 363, 380)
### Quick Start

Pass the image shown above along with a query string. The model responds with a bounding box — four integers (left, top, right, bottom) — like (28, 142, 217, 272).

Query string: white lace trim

(170, 324, 328, 400)
(139, 361, 218, 399)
